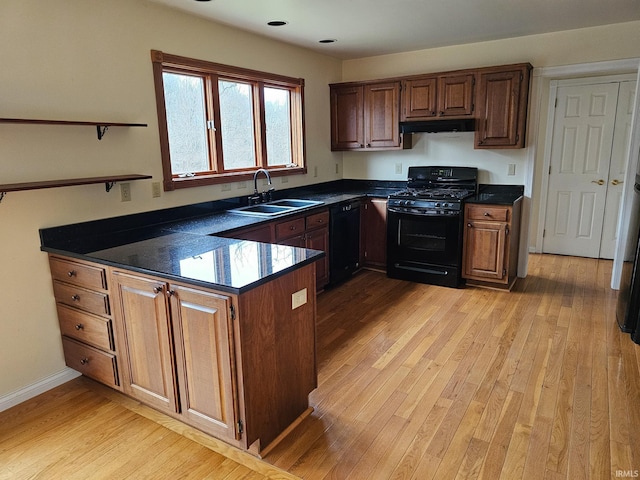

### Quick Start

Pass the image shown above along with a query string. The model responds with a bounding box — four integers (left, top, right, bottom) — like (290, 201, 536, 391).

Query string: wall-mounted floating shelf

(0, 118, 148, 140)
(0, 174, 153, 203)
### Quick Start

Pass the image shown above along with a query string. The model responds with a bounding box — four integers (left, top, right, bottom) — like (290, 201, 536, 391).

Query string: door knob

(591, 179, 605, 185)
(611, 179, 623, 186)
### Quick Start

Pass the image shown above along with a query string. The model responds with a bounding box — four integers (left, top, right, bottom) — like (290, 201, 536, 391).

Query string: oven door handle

(387, 207, 460, 217)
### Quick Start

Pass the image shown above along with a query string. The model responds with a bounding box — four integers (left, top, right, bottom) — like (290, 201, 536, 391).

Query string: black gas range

(387, 166, 478, 288)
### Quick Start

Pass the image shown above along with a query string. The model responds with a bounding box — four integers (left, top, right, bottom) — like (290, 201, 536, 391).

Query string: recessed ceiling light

(267, 21, 288, 27)
(319, 39, 337, 44)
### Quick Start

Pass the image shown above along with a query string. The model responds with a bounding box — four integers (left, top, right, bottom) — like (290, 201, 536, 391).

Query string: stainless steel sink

(228, 199, 324, 217)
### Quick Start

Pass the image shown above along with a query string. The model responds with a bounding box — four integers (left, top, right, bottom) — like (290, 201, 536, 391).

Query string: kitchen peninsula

(38, 179, 401, 455)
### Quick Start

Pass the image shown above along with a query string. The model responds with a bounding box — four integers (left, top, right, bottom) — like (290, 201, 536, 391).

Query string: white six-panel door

(543, 81, 631, 258)
(600, 81, 636, 259)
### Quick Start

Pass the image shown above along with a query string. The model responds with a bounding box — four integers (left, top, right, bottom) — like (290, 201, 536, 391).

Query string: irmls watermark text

(615, 470, 639, 478)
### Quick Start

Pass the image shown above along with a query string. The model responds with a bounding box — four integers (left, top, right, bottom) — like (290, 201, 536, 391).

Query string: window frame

(151, 50, 306, 191)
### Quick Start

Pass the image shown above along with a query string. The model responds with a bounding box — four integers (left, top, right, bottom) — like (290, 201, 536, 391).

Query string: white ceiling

(147, 0, 640, 60)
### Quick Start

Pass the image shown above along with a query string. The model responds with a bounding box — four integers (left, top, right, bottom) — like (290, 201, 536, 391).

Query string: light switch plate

(292, 288, 308, 310)
(508, 164, 516, 176)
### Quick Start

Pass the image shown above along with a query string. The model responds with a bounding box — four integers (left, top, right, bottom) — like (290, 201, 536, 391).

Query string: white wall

(0, 0, 342, 400)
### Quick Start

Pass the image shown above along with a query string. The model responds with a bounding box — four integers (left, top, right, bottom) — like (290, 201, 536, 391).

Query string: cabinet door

(402, 77, 438, 120)
(111, 271, 178, 413)
(364, 82, 401, 148)
(330, 85, 364, 150)
(306, 226, 329, 289)
(170, 284, 239, 442)
(475, 65, 530, 148)
(437, 73, 475, 117)
(362, 198, 387, 268)
(463, 220, 507, 281)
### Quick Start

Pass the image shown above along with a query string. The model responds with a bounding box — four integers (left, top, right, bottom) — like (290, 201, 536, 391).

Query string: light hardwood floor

(2, 254, 638, 479)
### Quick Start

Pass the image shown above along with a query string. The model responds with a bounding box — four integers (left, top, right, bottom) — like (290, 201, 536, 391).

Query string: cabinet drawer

(50, 257, 107, 291)
(275, 217, 305, 240)
(466, 205, 510, 222)
(53, 281, 110, 316)
(62, 336, 119, 388)
(57, 304, 114, 351)
(306, 211, 329, 229)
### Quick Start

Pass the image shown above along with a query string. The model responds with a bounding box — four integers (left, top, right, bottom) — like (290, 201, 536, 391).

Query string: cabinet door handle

(153, 286, 163, 294)
(71, 294, 80, 302)
(166, 289, 175, 297)
(484, 212, 491, 216)
(611, 179, 623, 186)
(467, 223, 472, 227)
(290, 225, 296, 231)
(80, 358, 89, 365)
(75, 323, 84, 331)
(67, 270, 76, 277)
(591, 179, 605, 185)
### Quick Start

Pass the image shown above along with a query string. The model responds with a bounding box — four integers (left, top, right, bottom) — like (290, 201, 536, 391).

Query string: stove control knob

(435, 202, 441, 207)
(443, 203, 449, 208)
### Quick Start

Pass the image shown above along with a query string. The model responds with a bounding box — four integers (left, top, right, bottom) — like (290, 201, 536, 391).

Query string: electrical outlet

(281, 176, 288, 184)
(292, 288, 308, 310)
(335, 163, 339, 174)
(237, 181, 247, 189)
(221, 183, 232, 192)
(120, 183, 131, 202)
(508, 164, 516, 176)
(314, 166, 318, 177)
(151, 182, 161, 198)
(395, 163, 402, 175)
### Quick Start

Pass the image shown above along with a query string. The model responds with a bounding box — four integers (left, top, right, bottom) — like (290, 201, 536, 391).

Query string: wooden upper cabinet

(401, 73, 474, 121)
(437, 73, 475, 117)
(330, 81, 402, 151)
(330, 85, 364, 150)
(364, 82, 401, 149)
(402, 77, 437, 120)
(475, 64, 532, 149)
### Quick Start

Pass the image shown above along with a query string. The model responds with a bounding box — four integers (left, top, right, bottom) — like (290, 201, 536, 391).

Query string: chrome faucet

(249, 168, 275, 205)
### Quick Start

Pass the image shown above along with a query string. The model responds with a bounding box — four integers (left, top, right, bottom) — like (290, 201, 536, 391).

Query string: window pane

(162, 72, 209, 175)
(265, 87, 292, 166)
(218, 80, 256, 170)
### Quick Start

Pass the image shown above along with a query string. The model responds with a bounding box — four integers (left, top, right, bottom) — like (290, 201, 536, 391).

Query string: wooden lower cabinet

(49, 255, 121, 389)
(110, 271, 179, 414)
(462, 200, 521, 290)
(361, 197, 387, 269)
(169, 284, 239, 442)
(107, 264, 317, 453)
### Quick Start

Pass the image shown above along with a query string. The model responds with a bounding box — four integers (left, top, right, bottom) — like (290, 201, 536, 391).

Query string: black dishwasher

(329, 199, 361, 285)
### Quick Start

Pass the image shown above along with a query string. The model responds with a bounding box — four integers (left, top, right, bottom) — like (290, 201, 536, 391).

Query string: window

(151, 50, 306, 190)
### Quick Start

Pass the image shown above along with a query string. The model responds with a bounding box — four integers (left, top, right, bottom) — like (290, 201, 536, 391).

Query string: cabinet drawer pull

(75, 323, 84, 331)
(290, 226, 296, 231)
(484, 212, 491, 216)
(467, 223, 472, 227)
(67, 270, 76, 277)
(80, 357, 89, 365)
(71, 294, 80, 302)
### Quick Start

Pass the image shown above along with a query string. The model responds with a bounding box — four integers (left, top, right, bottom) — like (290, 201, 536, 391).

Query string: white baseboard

(0, 368, 81, 413)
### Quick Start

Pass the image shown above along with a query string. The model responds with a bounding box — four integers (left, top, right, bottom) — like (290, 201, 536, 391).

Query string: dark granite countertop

(467, 184, 524, 205)
(40, 179, 404, 293)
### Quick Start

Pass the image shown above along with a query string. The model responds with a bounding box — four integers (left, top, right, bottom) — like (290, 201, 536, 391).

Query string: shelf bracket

(0, 192, 6, 203)
(96, 125, 109, 140)
(105, 181, 116, 192)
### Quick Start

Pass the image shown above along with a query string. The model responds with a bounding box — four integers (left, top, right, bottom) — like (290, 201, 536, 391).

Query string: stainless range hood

(400, 118, 475, 134)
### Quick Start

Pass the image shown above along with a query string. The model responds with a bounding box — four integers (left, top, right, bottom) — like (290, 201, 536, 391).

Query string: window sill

(165, 166, 307, 191)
